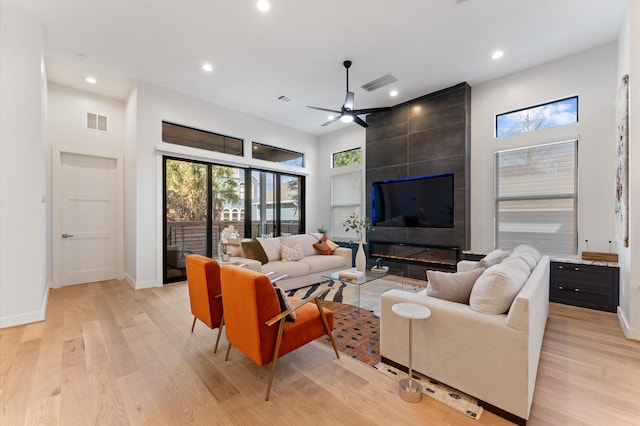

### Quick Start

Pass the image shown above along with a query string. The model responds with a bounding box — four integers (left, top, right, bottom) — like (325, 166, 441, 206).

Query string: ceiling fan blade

(352, 106, 392, 115)
(343, 92, 355, 110)
(321, 117, 339, 127)
(353, 115, 369, 128)
(307, 106, 341, 114)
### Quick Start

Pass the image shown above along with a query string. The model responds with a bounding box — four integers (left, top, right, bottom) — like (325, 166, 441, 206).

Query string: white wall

(470, 43, 618, 255)
(46, 83, 126, 286)
(316, 126, 366, 237)
(129, 81, 320, 288)
(0, 6, 48, 327)
(616, 0, 640, 340)
(47, 84, 125, 153)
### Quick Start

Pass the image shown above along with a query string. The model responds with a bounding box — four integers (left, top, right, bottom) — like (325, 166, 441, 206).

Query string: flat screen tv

(372, 173, 454, 228)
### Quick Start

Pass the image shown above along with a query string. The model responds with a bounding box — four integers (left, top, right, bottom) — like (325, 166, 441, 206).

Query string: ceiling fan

(307, 60, 392, 128)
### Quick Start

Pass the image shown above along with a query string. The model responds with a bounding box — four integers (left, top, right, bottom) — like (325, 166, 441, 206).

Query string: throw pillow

(469, 260, 530, 314)
(241, 239, 269, 264)
(273, 285, 296, 322)
(312, 234, 337, 255)
(426, 267, 486, 304)
(281, 242, 304, 261)
(257, 237, 281, 262)
(478, 249, 510, 268)
(513, 245, 541, 264)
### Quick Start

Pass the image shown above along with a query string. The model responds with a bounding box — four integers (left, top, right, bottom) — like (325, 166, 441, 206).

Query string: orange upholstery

(185, 254, 224, 352)
(220, 265, 339, 400)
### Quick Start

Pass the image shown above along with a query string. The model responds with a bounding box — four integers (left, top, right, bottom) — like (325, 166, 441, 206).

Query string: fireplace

(369, 241, 460, 272)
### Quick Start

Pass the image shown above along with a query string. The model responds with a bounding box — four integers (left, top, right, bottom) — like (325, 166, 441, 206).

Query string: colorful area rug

(373, 362, 483, 420)
(292, 282, 483, 420)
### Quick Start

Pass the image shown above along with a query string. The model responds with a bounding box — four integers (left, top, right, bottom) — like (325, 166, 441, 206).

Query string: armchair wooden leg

(315, 298, 339, 358)
(214, 315, 225, 353)
(225, 342, 233, 361)
(191, 316, 197, 333)
(265, 319, 286, 401)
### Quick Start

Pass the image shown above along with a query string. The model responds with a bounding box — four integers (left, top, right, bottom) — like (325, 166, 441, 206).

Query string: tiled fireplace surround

(365, 83, 471, 279)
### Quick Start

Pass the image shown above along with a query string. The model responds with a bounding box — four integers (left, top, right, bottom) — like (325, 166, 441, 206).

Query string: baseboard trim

(617, 307, 640, 341)
(0, 288, 48, 329)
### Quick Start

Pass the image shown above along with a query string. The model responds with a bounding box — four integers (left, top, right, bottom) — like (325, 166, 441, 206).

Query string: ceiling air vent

(277, 95, 292, 102)
(361, 74, 398, 92)
(87, 112, 108, 132)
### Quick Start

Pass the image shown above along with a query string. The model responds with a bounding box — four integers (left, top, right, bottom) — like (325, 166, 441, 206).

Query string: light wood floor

(1, 279, 639, 425)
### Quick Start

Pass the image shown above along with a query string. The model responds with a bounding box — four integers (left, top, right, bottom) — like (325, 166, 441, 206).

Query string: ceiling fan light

(341, 114, 354, 123)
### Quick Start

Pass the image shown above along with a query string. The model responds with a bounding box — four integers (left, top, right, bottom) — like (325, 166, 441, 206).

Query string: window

(333, 147, 362, 168)
(251, 142, 304, 167)
(162, 121, 243, 156)
(495, 140, 577, 254)
(331, 172, 362, 239)
(496, 96, 578, 138)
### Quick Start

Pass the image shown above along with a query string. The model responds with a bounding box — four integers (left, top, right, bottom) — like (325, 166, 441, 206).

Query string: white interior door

(53, 150, 118, 286)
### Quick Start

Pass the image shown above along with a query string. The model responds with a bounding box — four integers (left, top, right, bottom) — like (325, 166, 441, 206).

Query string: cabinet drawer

(550, 285, 615, 312)
(550, 262, 615, 290)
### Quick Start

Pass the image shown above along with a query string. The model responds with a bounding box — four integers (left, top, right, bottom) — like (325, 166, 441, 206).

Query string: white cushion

(512, 245, 541, 265)
(285, 234, 320, 257)
(470, 260, 529, 314)
(257, 237, 281, 262)
(426, 268, 485, 304)
(478, 249, 510, 268)
(280, 242, 304, 261)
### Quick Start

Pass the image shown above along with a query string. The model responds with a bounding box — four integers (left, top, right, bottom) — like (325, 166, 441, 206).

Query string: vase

(355, 242, 366, 272)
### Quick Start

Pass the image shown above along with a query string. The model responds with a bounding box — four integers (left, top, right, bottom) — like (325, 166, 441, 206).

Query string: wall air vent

(361, 74, 398, 92)
(87, 112, 108, 132)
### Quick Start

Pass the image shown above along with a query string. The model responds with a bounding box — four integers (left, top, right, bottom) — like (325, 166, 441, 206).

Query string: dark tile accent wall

(365, 82, 471, 279)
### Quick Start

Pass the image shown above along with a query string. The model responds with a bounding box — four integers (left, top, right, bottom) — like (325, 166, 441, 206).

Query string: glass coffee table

(322, 267, 403, 313)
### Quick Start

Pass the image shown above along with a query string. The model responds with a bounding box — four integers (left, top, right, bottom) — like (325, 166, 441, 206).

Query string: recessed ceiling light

(202, 63, 213, 72)
(257, 0, 270, 11)
(85, 76, 97, 84)
(390, 89, 398, 97)
(491, 50, 504, 60)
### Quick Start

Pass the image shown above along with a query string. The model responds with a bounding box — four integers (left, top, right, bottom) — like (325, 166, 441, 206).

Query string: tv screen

(372, 173, 454, 228)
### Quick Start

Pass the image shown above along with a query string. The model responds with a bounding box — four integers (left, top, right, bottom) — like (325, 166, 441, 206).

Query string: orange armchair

(220, 265, 339, 400)
(185, 254, 224, 353)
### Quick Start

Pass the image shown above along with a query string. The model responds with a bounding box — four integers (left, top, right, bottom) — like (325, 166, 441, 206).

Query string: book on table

(338, 269, 365, 280)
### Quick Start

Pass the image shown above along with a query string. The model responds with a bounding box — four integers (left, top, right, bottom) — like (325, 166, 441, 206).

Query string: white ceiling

(2, 0, 626, 136)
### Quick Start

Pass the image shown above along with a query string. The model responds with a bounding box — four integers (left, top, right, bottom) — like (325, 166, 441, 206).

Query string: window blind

(496, 140, 577, 254)
(331, 172, 362, 238)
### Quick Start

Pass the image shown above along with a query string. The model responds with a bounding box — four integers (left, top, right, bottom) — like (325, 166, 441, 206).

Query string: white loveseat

(228, 233, 352, 291)
(380, 254, 550, 423)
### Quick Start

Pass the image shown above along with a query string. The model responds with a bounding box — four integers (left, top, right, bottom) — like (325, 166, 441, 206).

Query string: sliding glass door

(163, 158, 244, 283)
(164, 157, 305, 282)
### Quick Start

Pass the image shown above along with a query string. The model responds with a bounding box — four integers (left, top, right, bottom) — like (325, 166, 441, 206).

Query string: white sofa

(380, 254, 550, 423)
(227, 233, 352, 291)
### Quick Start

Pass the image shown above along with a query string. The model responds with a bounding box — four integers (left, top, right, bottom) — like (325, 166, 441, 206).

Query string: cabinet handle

(558, 265, 564, 269)
(575, 288, 580, 292)
(574, 267, 580, 271)
(558, 286, 564, 290)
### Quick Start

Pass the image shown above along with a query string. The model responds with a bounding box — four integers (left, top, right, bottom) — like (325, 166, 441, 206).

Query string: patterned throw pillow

(281, 242, 304, 261)
(274, 285, 296, 322)
(312, 234, 339, 255)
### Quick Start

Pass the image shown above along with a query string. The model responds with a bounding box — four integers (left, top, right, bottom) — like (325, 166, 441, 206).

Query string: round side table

(391, 302, 431, 403)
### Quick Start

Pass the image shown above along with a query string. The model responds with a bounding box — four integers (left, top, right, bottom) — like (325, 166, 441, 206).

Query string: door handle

(62, 233, 74, 238)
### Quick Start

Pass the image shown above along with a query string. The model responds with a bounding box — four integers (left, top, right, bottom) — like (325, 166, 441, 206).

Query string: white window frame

(495, 140, 578, 254)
